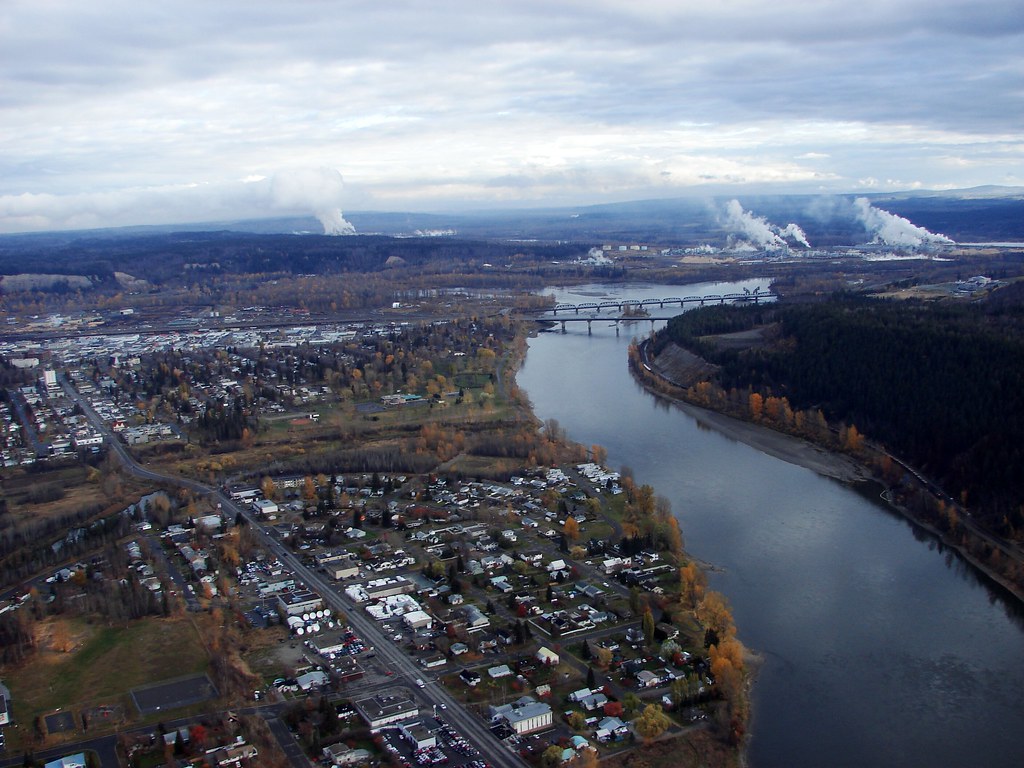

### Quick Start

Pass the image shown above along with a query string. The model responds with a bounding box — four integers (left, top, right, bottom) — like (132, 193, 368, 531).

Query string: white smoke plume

(270, 167, 355, 235)
(779, 222, 811, 248)
(723, 199, 811, 249)
(853, 198, 952, 247)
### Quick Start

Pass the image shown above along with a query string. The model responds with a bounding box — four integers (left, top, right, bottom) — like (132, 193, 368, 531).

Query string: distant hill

(1, 187, 1022, 257)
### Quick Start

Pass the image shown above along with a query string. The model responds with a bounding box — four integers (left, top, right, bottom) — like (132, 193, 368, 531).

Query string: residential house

(595, 716, 630, 742)
(323, 744, 371, 767)
(488, 664, 513, 679)
(209, 743, 258, 767)
(636, 670, 661, 689)
(535, 647, 559, 666)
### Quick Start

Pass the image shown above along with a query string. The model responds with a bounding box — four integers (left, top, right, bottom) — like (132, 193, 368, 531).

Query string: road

(59, 374, 527, 768)
(241, 516, 525, 768)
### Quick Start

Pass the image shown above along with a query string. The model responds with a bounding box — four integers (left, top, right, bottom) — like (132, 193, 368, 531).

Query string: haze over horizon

(1, 1, 1022, 234)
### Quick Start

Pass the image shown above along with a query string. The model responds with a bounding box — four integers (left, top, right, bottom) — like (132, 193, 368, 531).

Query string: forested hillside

(661, 292, 1024, 538)
(0, 232, 588, 285)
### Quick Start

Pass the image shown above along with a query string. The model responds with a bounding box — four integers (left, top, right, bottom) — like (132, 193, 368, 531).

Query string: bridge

(544, 290, 773, 315)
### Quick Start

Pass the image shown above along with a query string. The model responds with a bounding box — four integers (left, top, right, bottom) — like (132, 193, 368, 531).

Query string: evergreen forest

(661, 288, 1024, 539)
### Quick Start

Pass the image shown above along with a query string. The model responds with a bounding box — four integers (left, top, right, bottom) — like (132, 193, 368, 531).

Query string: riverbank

(520, 286, 1024, 767)
(633, 338, 1024, 606)
(652, 391, 868, 484)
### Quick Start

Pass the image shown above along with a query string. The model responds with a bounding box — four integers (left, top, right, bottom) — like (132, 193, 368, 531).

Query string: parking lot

(378, 716, 491, 768)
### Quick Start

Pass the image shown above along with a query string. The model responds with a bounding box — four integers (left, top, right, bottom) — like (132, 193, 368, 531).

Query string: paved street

(58, 373, 526, 768)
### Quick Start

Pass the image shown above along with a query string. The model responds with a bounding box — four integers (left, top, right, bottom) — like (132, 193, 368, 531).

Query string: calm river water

(516, 280, 1024, 768)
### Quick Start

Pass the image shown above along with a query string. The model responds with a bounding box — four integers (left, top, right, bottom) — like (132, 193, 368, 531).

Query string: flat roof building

(489, 696, 553, 735)
(354, 691, 420, 729)
(277, 590, 324, 616)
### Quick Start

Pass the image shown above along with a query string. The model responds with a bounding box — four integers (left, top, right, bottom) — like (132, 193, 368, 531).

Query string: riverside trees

(660, 296, 1024, 541)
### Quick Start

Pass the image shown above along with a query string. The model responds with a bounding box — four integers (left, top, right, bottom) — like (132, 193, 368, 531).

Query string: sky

(1, 0, 1022, 233)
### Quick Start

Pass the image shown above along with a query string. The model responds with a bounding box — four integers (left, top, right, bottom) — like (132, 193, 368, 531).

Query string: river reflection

(517, 281, 1024, 768)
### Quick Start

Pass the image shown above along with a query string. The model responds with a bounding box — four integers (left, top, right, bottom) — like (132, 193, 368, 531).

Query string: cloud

(0, 168, 356, 234)
(0, 1, 1021, 229)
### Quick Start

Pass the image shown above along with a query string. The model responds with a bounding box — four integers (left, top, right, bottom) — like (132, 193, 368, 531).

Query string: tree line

(658, 294, 1024, 542)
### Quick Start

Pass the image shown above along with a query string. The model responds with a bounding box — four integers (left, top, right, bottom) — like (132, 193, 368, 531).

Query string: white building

(402, 610, 433, 630)
(252, 499, 279, 516)
(535, 647, 559, 666)
(489, 696, 553, 735)
(296, 670, 329, 691)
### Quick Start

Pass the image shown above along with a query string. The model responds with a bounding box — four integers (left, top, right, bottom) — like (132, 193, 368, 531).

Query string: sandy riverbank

(650, 389, 868, 483)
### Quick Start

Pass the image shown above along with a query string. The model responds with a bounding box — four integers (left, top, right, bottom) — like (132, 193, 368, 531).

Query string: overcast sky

(1, 0, 1022, 232)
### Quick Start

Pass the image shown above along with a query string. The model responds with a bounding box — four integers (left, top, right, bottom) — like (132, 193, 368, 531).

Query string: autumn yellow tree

(844, 423, 864, 453)
(698, 590, 736, 641)
(679, 562, 706, 611)
(748, 392, 764, 420)
(633, 704, 671, 739)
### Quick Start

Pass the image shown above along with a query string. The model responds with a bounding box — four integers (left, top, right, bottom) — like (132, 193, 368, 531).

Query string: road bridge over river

(531, 291, 775, 332)
(540, 290, 774, 316)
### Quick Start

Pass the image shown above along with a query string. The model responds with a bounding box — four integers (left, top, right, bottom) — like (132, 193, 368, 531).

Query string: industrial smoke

(854, 198, 952, 247)
(723, 200, 811, 250)
(270, 167, 355, 235)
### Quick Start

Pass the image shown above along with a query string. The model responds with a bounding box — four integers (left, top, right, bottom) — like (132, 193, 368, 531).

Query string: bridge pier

(560, 320, 566, 333)
(587, 319, 592, 334)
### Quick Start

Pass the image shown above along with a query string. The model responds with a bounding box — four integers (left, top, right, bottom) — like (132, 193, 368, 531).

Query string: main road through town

(60, 374, 527, 768)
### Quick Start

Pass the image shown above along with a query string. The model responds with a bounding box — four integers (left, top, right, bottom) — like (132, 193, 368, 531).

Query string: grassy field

(5, 615, 209, 724)
(452, 371, 493, 389)
(0, 463, 151, 528)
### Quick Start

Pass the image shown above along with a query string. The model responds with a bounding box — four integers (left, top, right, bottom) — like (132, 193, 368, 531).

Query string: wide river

(516, 280, 1024, 768)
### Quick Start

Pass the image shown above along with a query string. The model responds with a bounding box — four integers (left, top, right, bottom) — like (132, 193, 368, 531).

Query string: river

(516, 280, 1024, 768)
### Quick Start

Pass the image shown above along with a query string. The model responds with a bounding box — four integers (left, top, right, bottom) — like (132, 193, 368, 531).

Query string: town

(0, 307, 739, 768)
